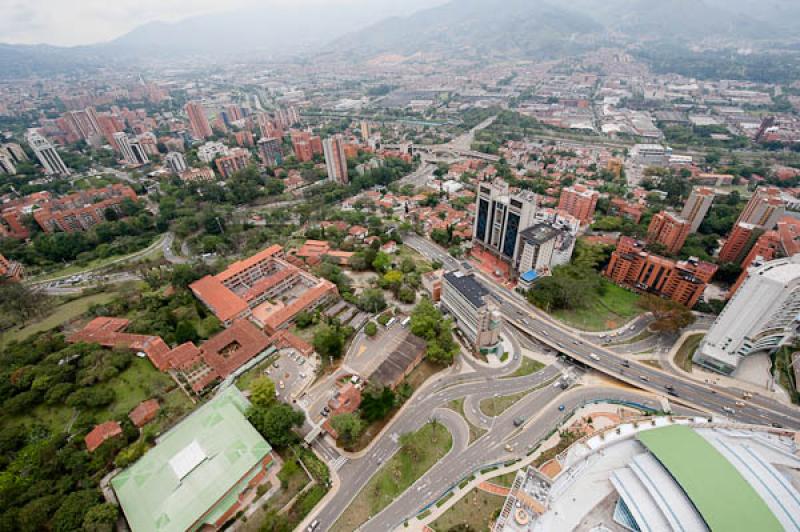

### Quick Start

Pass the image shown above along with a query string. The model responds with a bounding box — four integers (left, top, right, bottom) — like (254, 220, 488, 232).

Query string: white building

(197, 141, 229, 163)
(441, 271, 502, 356)
(25, 130, 70, 176)
(113, 132, 149, 166)
(516, 224, 563, 276)
(473, 180, 539, 265)
(694, 255, 800, 374)
(630, 143, 671, 166)
(165, 152, 188, 175)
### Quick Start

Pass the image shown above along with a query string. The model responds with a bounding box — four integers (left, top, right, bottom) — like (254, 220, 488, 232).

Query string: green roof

(111, 387, 272, 532)
(637, 425, 782, 532)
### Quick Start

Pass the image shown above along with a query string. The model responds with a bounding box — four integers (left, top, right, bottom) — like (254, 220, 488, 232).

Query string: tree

(330, 413, 365, 445)
(259, 510, 293, 532)
(372, 251, 392, 273)
(313, 324, 345, 359)
(399, 431, 420, 461)
(360, 387, 396, 422)
(356, 289, 387, 313)
(52, 490, 99, 532)
(250, 376, 276, 408)
(174, 320, 199, 344)
(247, 403, 305, 448)
(0, 283, 49, 326)
(82, 504, 118, 532)
(638, 295, 696, 332)
(364, 321, 378, 337)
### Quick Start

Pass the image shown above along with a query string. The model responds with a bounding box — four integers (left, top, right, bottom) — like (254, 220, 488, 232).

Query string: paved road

(403, 234, 800, 430)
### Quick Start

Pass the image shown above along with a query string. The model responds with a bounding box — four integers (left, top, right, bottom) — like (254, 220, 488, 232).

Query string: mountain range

(2, 0, 800, 79)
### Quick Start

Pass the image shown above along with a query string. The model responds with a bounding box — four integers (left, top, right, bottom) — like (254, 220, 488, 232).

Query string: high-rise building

(215, 148, 251, 179)
(729, 216, 800, 296)
(25, 131, 70, 177)
(647, 211, 690, 255)
(258, 137, 283, 167)
(681, 187, 715, 233)
(558, 184, 599, 224)
(0, 153, 16, 175)
(185, 101, 213, 140)
(473, 180, 539, 264)
(718, 222, 762, 264)
(516, 223, 575, 276)
(735, 186, 786, 230)
(604, 237, 717, 307)
(323, 135, 349, 184)
(694, 255, 800, 375)
(197, 141, 229, 163)
(360, 120, 371, 142)
(1, 143, 27, 163)
(113, 132, 149, 166)
(441, 271, 502, 356)
(165, 152, 188, 175)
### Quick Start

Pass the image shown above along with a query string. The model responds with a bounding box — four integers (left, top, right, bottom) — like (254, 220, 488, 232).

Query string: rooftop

(443, 271, 489, 308)
(520, 223, 560, 246)
(111, 387, 272, 532)
(637, 425, 782, 532)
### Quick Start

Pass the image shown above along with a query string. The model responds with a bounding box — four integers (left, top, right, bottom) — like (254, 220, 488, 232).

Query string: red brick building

(129, 399, 160, 428)
(215, 148, 251, 179)
(718, 222, 761, 264)
(0, 253, 24, 281)
(558, 184, 599, 224)
(605, 237, 717, 307)
(646, 211, 690, 255)
(30, 184, 138, 234)
(610, 197, 644, 223)
(85, 421, 123, 452)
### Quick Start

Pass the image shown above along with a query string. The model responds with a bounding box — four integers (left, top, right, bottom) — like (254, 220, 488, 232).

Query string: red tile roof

(263, 281, 337, 332)
(85, 421, 123, 452)
(129, 399, 160, 428)
(190, 276, 249, 323)
(216, 244, 283, 282)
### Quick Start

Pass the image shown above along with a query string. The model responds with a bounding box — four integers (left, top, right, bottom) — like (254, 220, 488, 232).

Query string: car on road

(639, 375, 649, 382)
(735, 401, 745, 407)
(307, 520, 320, 531)
(558, 404, 565, 411)
(722, 406, 736, 414)
(588, 353, 600, 361)
(504, 444, 513, 452)
(621, 360, 630, 368)
(572, 339, 581, 345)
(513, 417, 525, 427)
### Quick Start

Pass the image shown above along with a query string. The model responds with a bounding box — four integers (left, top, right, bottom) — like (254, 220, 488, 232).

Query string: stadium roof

(111, 387, 272, 532)
(637, 425, 782, 532)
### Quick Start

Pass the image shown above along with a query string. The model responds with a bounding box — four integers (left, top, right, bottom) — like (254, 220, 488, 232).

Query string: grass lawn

(236, 352, 280, 392)
(1, 291, 119, 346)
(552, 281, 641, 331)
(397, 245, 433, 273)
(331, 422, 453, 532)
(641, 359, 663, 370)
(490, 471, 518, 488)
(674, 334, 704, 373)
(429, 488, 505, 532)
(479, 389, 530, 417)
(774, 347, 800, 405)
(28, 233, 164, 283)
(448, 398, 486, 444)
(504, 357, 545, 379)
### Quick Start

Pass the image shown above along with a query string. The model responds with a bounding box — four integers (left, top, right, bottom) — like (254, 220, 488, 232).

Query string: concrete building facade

(473, 180, 539, 266)
(323, 134, 349, 184)
(694, 255, 800, 374)
(441, 271, 502, 356)
(681, 187, 715, 233)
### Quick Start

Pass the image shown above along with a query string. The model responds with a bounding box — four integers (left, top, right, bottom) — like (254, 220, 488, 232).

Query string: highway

(404, 234, 800, 430)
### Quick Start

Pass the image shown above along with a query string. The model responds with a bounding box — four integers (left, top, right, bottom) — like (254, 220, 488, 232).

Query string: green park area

(429, 487, 506, 532)
(1, 290, 120, 347)
(551, 280, 641, 331)
(505, 357, 545, 378)
(331, 421, 453, 532)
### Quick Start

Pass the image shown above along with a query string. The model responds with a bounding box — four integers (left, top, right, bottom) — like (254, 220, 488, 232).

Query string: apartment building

(557, 184, 598, 225)
(605, 237, 717, 307)
(647, 211, 690, 255)
(681, 187, 715, 233)
(215, 147, 251, 179)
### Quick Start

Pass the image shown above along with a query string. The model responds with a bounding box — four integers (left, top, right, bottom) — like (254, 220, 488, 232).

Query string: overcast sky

(0, 0, 446, 46)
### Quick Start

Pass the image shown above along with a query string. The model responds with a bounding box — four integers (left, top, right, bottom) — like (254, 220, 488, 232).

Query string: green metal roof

(111, 387, 272, 532)
(637, 425, 782, 532)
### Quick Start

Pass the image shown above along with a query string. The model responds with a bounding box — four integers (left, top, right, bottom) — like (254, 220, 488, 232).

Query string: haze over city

(1, 1, 800, 532)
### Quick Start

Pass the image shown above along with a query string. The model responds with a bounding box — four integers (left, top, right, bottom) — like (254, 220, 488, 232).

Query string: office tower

(681, 187, 715, 233)
(473, 180, 539, 264)
(25, 131, 70, 176)
(185, 101, 213, 140)
(647, 211, 691, 255)
(441, 271, 502, 356)
(516, 223, 575, 276)
(694, 255, 800, 375)
(558, 184, 599, 224)
(735, 187, 785, 230)
(604, 237, 717, 308)
(323, 135, 349, 184)
(258, 137, 283, 167)
(165, 152, 188, 175)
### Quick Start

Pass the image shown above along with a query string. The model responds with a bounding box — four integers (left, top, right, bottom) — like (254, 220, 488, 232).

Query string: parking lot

(263, 348, 316, 402)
